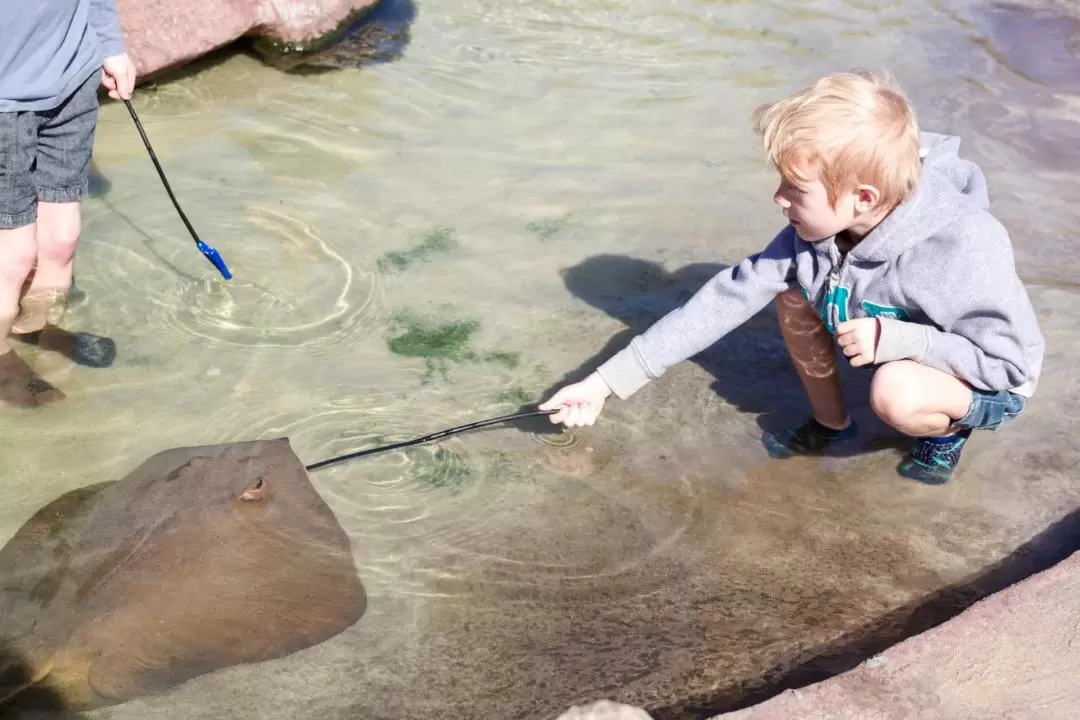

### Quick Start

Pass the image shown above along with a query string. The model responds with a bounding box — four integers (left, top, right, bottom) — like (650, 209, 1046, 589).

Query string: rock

(114, 0, 383, 80)
(709, 548, 1080, 720)
(556, 701, 655, 720)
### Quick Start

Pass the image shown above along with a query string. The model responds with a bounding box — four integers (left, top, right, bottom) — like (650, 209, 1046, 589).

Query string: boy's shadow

(514, 254, 908, 457)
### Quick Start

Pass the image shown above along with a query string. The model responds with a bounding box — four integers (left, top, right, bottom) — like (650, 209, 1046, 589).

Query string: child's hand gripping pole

(123, 99, 232, 280)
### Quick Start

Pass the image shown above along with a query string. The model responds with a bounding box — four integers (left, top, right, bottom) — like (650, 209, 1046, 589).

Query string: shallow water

(2, 0, 1080, 717)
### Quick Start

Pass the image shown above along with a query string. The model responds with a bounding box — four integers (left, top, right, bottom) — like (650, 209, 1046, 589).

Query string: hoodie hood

(850, 131, 990, 262)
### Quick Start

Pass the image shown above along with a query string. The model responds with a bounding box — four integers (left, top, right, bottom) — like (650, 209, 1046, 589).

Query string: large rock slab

(558, 547, 1080, 720)
(114, 0, 382, 79)
(711, 548, 1080, 720)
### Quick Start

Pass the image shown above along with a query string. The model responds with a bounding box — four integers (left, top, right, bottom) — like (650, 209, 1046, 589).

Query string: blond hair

(753, 69, 921, 210)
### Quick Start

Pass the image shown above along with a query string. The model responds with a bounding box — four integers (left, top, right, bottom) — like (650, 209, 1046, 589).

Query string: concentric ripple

(231, 403, 692, 602)
(531, 425, 584, 449)
(79, 203, 381, 349)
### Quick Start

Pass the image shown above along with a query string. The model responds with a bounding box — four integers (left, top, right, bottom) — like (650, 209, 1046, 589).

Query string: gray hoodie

(597, 131, 1045, 401)
(0, 0, 126, 112)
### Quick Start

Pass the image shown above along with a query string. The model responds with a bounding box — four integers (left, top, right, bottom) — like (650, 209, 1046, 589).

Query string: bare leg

(12, 201, 81, 334)
(869, 360, 973, 437)
(761, 289, 857, 459)
(775, 287, 849, 429)
(0, 223, 65, 407)
(0, 224, 37, 352)
(871, 360, 978, 485)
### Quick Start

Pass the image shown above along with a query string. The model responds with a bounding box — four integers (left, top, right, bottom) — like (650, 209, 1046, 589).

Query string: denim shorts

(951, 387, 1027, 432)
(0, 71, 100, 229)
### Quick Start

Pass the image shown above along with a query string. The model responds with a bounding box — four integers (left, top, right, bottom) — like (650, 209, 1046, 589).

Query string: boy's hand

(101, 53, 137, 101)
(836, 318, 880, 367)
(538, 372, 613, 427)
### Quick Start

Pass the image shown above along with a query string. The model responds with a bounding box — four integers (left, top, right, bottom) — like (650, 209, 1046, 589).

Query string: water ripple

(228, 403, 696, 603)
(80, 204, 382, 349)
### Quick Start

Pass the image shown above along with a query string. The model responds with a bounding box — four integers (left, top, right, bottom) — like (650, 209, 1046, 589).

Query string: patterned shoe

(897, 429, 973, 485)
(761, 417, 857, 459)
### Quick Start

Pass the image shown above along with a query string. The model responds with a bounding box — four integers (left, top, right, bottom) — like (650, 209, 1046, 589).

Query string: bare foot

(0, 350, 66, 408)
(11, 287, 67, 335)
(12, 325, 116, 369)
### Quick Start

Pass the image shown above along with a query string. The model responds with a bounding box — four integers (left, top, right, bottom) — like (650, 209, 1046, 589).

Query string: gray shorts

(0, 71, 100, 230)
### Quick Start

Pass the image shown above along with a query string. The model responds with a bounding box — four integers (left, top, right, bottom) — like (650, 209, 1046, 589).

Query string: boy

(0, 0, 137, 408)
(539, 69, 1045, 485)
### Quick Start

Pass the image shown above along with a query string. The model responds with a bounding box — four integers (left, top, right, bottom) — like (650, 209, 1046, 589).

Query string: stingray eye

(239, 476, 267, 502)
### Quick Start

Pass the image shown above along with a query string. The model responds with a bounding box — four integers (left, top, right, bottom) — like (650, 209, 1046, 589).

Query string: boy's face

(772, 164, 882, 242)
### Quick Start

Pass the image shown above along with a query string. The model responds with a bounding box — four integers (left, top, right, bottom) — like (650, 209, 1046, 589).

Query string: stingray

(0, 438, 365, 712)
(0, 407, 553, 712)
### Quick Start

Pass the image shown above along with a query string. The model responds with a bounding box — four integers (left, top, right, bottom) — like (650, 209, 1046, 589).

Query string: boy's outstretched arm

(542, 226, 800, 426)
(597, 226, 801, 400)
(873, 215, 1043, 394)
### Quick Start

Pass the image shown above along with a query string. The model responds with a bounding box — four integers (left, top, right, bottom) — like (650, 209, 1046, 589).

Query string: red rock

(113, 0, 382, 80)
(557, 550, 1080, 720)
(711, 549, 1080, 720)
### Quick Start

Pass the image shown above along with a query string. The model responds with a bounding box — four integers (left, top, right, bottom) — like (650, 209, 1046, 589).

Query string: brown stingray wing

(82, 532, 365, 702)
(0, 483, 111, 702)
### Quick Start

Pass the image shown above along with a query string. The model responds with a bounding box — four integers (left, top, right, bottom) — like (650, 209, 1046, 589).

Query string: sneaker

(897, 429, 973, 485)
(761, 416, 857, 459)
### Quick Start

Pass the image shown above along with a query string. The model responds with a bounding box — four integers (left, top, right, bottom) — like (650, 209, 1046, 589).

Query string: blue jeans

(951, 387, 1026, 432)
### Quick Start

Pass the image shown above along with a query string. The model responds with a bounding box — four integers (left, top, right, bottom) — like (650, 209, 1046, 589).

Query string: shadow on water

(85, 163, 199, 285)
(649, 506, 1080, 720)
(512, 253, 907, 454)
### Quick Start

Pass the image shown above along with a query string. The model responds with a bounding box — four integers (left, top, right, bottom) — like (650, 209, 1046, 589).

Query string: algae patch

(405, 446, 472, 490)
(379, 227, 457, 272)
(526, 213, 572, 239)
(497, 387, 532, 406)
(387, 312, 521, 382)
(484, 351, 520, 369)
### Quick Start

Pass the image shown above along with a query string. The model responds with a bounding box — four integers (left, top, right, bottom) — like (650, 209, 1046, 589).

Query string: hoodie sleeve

(597, 226, 800, 399)
(873, 213, 1038, 392)
(89, 0, 127, 58)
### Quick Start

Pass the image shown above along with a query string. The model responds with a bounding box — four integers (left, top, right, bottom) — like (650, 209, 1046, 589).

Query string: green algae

(496, 387, 533, 405)
(483, 351, 520, 369)
(526, 213, 572, 239)
(387, 314, 480, 361)
(378, 227, 457, 272)
(405, 446, 472, 490)
(386, 312, 522, 383)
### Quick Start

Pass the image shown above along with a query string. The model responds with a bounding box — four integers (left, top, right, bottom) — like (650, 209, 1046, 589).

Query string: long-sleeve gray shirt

(0, 0, 127, 112)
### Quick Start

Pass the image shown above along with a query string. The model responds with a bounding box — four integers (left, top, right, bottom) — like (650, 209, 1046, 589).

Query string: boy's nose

(774, 193, 790, 209)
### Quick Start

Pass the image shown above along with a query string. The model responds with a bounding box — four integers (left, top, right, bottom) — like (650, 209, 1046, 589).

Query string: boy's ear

(855, 184, 882, 211)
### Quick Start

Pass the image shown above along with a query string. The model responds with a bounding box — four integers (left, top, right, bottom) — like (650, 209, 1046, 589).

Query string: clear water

(2, 0, 1080, 717)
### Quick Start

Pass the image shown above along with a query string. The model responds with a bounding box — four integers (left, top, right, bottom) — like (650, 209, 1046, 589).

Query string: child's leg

(761, 288, 856, 458)
(868, 360, 972, 436)
(13, 72, 99, 334)
(0, 225, 38, 355)
(13, 202, 81, 332)
(775, 287, 848, 427)
(1, 108, 39, 352)
(869, 360, 1015, 485)
(0, 194, 66, 407)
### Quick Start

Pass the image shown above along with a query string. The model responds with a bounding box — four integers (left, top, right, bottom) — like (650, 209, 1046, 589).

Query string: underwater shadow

(0, 643, 76, 719)
(88, 162, 111, 199)
(648, 505, 1080, 719)
(515, 253, 904, 452)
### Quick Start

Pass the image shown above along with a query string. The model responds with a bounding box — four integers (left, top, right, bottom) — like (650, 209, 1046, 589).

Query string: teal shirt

(0, 0, 127, 111)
